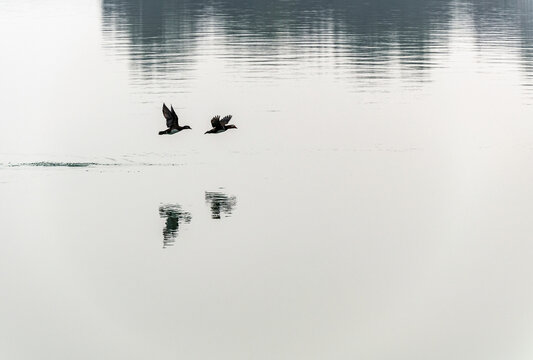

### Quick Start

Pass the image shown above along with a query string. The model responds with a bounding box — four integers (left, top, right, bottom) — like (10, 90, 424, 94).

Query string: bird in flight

(159, 103, 192, 135)
(205, 115, 236, 134)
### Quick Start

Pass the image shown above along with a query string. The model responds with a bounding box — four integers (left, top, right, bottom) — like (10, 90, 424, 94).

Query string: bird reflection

(205, 191, 237, 219)
(159, 204, 192, 248)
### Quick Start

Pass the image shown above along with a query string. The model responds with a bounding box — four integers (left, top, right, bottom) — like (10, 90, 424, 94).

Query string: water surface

(1, 0, 533, 359)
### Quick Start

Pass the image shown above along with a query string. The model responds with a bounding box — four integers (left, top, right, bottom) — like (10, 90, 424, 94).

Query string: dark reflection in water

(205, 191, 237, 219)
(465, 0, 533, 80)
(101, 0, 533, 92)
(159, 204, 192, 248)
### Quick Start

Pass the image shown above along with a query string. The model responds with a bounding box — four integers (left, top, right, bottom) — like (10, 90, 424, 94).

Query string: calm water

(2, 0, 533, 359)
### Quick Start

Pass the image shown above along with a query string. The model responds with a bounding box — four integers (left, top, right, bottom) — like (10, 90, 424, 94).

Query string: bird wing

(211, 115, 222, 129)
(170, 105, 179, 127)
(162, 103, 174, 128)
(219, 115, 232, 127)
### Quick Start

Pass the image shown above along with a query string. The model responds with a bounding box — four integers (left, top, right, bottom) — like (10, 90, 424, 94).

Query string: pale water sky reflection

(2, 0, 533, 359)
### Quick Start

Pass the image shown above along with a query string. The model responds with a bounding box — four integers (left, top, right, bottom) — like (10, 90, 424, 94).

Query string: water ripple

(99, 0, 533, 101)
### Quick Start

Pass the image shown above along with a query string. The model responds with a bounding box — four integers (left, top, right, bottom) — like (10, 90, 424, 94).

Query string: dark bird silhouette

(159, 103, 191, 135)
(205, 115, 237, 134)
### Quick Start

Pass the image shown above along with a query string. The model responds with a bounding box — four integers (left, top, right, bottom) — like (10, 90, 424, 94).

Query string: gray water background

(2, 0, 533, 359)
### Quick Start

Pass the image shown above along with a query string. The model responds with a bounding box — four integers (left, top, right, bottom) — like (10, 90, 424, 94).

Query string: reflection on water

(101, 0, 533, 96)
(205, 191, 237, 219)
(158, 204, 192, 248)
(2, 0, 533, 358)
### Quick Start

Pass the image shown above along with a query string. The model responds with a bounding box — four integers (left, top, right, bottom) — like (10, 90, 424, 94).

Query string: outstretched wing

(211, 115, 222, 129)
(170, 106, 179, 127)
(219, 115, 232, 127)
(162, 103, 173, 128)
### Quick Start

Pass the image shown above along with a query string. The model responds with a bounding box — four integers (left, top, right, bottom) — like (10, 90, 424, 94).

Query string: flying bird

(205, 115, 236, 134)
(159, 103, 191, 135)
